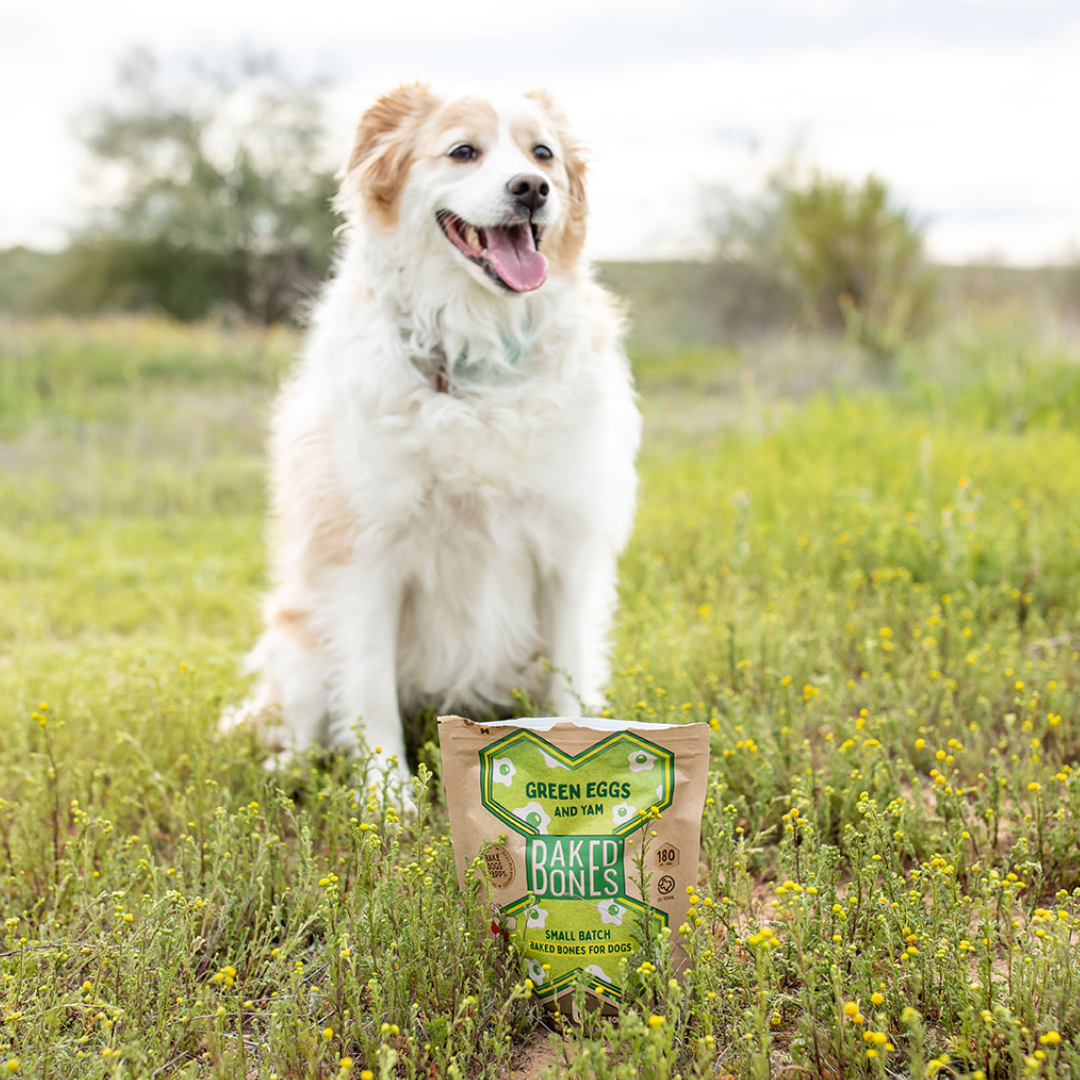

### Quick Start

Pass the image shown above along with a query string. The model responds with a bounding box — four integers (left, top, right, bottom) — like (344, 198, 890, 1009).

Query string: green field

(2, 312, 1079, 1078)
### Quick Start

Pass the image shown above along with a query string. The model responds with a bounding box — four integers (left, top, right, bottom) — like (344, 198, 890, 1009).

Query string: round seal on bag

(482, 844, 516, 890)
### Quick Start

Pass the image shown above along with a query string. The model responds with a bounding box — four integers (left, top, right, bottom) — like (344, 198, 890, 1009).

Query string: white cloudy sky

(2, 0, 1079, 264)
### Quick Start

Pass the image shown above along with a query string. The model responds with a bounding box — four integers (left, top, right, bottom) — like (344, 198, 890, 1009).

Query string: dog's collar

(432, 329, 530, 394)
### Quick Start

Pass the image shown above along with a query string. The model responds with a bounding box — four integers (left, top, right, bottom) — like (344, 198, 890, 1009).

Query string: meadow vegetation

(1, 307, 1079, 1078)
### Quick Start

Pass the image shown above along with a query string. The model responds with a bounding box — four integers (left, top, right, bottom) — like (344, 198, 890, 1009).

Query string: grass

(1, 310, 1080, 1078)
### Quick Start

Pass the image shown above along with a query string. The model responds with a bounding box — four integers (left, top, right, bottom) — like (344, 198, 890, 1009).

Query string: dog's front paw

(350, 764, 417, 823)
(549, 685, 590, 718)
(218, 698, 291, 751)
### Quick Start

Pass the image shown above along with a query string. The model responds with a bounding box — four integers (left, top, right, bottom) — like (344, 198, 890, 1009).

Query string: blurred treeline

(2, 50, 338, 325)
(2, 48, 1078, 348)
(600, 260, 1080, 355)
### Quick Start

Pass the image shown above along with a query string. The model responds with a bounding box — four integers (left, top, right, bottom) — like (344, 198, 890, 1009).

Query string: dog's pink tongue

(485, 225, 547, 292)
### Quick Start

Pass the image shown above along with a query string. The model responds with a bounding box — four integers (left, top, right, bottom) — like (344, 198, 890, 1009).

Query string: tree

(54, 48, 338, 323)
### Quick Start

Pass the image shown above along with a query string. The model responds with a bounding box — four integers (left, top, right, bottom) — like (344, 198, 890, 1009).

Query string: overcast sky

(2, 0, 1079, 263)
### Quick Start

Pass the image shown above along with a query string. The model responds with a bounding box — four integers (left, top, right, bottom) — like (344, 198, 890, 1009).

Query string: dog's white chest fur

(223, 84, 641, 780)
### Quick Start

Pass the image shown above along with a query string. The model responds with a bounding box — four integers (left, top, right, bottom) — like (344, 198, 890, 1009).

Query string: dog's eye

(533, 144, 554, 163)
(448, 144, 479, 163)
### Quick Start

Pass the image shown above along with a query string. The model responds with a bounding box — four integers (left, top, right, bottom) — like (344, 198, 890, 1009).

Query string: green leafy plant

(783, 173, 937, 358)
(707, 168, 938, 360)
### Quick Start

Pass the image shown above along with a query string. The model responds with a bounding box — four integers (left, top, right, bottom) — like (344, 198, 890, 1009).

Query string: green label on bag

(479, 729, 675, 837)
(479, 729, 673, 1002)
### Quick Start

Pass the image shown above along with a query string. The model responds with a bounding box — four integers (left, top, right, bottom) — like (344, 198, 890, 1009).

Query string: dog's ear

(338, 83, 440, 226)
(524, 88, 588, 269)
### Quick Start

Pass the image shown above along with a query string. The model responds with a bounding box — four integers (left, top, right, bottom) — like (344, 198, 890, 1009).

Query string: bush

(783, 173, 937, 355)
(707, 169, 938, 358)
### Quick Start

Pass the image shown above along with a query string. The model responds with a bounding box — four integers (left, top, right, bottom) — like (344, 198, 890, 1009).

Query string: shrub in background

(707, 168, 938, 359)
(783, 173, 937, 357)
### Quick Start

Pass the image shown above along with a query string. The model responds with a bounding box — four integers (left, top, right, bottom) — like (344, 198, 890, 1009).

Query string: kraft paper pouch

(438, 715, 710, 1013)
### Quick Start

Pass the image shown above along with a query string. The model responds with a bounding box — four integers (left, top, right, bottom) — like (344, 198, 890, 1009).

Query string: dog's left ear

(524, 89, 588, 267)
(337, 82, 441, 226)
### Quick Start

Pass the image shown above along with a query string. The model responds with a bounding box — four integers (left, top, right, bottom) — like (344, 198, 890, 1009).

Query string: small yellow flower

(647, 1014, 666, 1029)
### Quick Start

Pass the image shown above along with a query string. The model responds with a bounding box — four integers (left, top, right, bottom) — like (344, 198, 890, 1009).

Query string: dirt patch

(507, 1028, 563, 1080)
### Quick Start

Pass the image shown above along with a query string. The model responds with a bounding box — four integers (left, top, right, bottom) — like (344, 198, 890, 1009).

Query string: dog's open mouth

(437, 212, 548, 293)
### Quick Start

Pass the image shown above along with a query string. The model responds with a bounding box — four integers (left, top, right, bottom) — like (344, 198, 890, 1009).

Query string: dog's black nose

(508, 173, 549, 212)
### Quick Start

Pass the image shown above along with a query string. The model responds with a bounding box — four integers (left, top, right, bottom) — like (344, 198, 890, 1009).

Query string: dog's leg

(321, 563, 410, 785)
(256, 634, 329, 750)
(221, 609, 329, 753)
(539, 545, 619, 717)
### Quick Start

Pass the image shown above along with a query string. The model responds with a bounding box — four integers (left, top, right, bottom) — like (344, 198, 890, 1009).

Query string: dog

(223, 84, 641, 785)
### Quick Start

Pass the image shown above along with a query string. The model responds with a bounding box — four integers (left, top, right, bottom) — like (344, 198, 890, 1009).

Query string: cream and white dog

(224, 84, 641, 782)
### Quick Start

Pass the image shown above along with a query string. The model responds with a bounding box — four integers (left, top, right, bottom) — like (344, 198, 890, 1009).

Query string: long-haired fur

(222, 85, 641, 782)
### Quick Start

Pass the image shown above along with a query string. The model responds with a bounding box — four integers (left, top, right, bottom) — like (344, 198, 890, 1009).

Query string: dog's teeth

(466, 225, 480, 249)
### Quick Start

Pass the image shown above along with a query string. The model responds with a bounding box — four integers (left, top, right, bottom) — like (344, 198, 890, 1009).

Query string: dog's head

(338, 84, 588, 294)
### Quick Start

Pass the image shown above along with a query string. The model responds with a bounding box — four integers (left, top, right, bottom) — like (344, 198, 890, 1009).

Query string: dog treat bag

(438, 715, 710, 1012)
